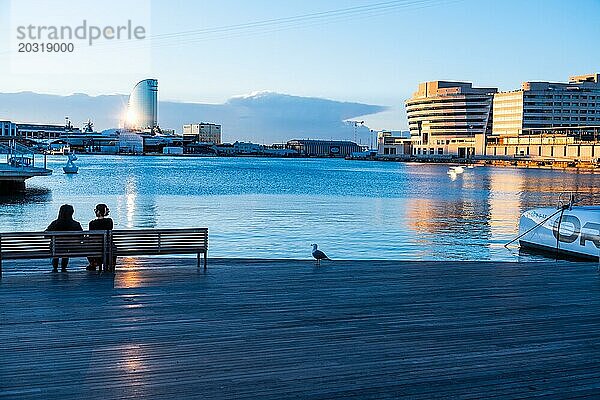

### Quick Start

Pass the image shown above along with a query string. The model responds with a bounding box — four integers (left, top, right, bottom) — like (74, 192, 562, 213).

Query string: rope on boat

(554, 207, 567, 258)
(504, 206, 566, 249)
(505, 191, 583, 250)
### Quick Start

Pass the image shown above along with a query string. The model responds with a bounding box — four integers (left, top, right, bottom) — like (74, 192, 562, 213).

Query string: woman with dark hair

(46, 204, 83, 272)
(87, 204, 114, 271)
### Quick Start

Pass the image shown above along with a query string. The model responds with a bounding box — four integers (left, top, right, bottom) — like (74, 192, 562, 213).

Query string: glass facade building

(126, 79, 158, 130)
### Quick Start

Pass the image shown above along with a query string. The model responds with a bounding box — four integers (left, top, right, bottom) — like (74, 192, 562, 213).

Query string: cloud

(0, 91, 387, 144)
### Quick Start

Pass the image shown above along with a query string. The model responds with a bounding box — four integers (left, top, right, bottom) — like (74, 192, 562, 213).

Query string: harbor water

(0, 155, 598, 261)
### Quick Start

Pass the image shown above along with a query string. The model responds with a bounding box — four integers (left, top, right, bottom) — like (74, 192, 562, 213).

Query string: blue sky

(0, 0, 599, 130)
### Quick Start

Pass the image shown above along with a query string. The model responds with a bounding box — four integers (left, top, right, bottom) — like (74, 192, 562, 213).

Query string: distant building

(377, 131, 413, 156)
(48, 139, 71, 154)
(163, 146, 184, 155)
(406, 81, 497, 158)
(286, 139, 362, 157)
(486, 125, 600, 162)
(118, 130, 144, 153)
(17, 123, 81, 140)
(262, 147, 298, 157)
(183, 123, 222, 144)
(0, 121, 17, 137)
(492, 73, 600, 137)
(234, 141, 262, 154)
(184, 143, 216, 155)
(160, 128, 176, 135)
(125, 79, 158, 130)
(63, 132, 119, 154)
(212, 143, 235, 155)
(142, 133, 182, 153)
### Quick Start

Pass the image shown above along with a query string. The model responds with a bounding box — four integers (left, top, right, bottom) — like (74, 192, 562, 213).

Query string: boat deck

(2, 258, 600, 399)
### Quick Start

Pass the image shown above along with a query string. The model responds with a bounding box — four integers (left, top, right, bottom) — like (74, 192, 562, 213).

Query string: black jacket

(89, 218, 113, 231)
(46, 219, 83, 232)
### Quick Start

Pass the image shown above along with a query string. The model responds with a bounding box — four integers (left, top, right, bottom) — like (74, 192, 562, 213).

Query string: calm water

(1, 155, 599, 261)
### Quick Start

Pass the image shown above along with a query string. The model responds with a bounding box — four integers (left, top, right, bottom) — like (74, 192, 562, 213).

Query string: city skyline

(0, 0, 599, 131)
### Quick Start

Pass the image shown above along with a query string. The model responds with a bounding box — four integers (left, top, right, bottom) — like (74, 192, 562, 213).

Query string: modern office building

(492, 73, 600, 137)
(182, 123, 222, 144)
(125, 79, 158, 130)
(286, 139, 362, 157)
(406, 81, 497, 158)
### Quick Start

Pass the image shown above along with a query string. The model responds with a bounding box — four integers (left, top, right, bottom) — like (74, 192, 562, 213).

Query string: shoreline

(373, 157, 600, 171)
(61, 151, 600, 171)
(0, 256, 589, 276)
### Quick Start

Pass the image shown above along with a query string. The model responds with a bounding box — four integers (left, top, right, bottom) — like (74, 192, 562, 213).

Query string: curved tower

(406, 81, 497, 157)
(125, 79, 158, 130)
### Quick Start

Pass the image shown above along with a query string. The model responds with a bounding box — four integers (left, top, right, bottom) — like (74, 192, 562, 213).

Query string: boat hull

(519, 206, 600, 260)
(63, 167, 78, 174)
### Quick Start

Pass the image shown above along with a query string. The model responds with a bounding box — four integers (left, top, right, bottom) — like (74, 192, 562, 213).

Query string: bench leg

(0, 257, 2, 279)
(204, 251, 207, 269)
(197, 253, 207, 269)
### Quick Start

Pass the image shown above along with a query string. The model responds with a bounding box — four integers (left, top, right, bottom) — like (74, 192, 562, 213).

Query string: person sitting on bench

(46, 204, 83, 272)
(87, 203, 115, 271)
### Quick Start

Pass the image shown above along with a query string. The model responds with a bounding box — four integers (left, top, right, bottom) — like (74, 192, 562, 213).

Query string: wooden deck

(2, 258, 600, 399)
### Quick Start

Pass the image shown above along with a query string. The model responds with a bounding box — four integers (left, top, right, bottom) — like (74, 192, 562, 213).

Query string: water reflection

(116, 177, 157, 229)
(123, 177, 137, 229)
(0, 186, 51, 205)
(115, 344, 148, 397)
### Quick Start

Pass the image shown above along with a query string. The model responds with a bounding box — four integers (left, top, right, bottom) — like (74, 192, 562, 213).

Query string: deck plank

(2, 259, 600, 399)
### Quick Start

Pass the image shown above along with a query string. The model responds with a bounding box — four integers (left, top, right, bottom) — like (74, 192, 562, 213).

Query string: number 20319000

(18, 43, 74, 53)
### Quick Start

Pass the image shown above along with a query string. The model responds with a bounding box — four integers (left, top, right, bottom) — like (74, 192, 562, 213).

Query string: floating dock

(1, 259, 600, 398)
(0, 164, 52, 190)
(0, 141, 52, 190)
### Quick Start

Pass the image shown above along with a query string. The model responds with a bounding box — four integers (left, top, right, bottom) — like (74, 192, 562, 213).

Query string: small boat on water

(447, 166, 465, 175)
(517, 197, 600, 260)
(63, 153, 78, 174)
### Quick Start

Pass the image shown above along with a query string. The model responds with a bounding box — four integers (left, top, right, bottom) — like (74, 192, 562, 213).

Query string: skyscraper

(125, 79, 158, 130)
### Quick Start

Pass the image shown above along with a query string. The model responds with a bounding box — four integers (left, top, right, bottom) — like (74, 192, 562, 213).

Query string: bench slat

(111, 228, 207, 234)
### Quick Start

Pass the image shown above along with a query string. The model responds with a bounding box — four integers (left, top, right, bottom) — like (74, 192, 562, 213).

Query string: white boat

(63, 153, 78, 174)
(518, 205, 600, 260)
(447, 166, 465, 175)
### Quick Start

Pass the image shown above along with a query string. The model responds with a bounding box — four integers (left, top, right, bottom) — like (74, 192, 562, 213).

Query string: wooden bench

(0, 228, 208, 277)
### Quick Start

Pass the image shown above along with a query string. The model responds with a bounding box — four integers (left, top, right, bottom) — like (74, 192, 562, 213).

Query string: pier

(2, 259, 600, 398)
(0, 164, 52, 190)
(0, 142, 51, 191)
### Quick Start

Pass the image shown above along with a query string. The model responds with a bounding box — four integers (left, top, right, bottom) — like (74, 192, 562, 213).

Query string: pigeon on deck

(311, 243, 330, 265)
